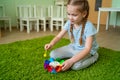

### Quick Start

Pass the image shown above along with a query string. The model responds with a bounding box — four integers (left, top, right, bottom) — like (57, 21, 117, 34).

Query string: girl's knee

(50, 50, 59, 59)
(71, 62, 85, 70)
(71, 63, 92, 70)
(94, 52, 99, 57)
(93, 52, 99, 62)
(71, 53, 99, 70)
(50, 50, 55, 58)
(71, 65, 84, 70)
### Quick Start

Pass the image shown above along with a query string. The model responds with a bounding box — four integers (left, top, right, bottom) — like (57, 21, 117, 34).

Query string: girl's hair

(67, 0, 89, 45)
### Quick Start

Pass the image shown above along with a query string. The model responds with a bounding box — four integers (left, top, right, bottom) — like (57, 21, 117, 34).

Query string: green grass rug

(0, 35, 120, 80)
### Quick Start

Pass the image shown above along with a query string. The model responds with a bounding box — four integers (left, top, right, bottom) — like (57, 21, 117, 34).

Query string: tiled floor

(0, 25, 120, 51)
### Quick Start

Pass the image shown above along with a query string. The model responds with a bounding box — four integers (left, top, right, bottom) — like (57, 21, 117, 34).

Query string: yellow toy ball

(43, 50, 47, 57)
(43, 53, 47, 57)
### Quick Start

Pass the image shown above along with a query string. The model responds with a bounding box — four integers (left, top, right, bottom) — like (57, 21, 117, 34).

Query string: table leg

(97, 10, 101, 32)
(106, 11, 110, 30)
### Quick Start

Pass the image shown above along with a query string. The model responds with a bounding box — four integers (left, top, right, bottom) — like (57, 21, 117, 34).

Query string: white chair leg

(20, 20, 23, 32)
(36, 20, 39, 32)
(44, 20, 46, 32)
(61, 20, 64, 30)
(4, 20, 7, 30)
(16, 23, 19, 29)
(27, 20, 30, 34)
(56, 21, 59, 30)
(9, 19, 12, 32)
(48, 20, 50, 30)
(29, 23, 33, 31)
(51, 20, 53, 32)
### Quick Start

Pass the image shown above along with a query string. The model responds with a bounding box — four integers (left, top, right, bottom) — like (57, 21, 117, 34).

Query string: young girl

(44, 0, 99, 71)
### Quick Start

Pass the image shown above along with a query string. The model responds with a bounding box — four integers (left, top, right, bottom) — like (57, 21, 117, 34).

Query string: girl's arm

(62, 36, 93, 71)
(45, 29, 67, 50)
(70, 36, 93, 63)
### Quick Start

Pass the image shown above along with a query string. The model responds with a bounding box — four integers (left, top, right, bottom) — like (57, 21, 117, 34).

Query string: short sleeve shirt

(63, 20, 99, 55)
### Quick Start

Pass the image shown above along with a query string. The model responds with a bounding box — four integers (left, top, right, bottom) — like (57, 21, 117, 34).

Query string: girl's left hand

(62, 59, 74, 71)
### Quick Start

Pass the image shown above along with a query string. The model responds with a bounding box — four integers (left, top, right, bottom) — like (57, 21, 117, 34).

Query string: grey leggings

(50, 44, 99, 70)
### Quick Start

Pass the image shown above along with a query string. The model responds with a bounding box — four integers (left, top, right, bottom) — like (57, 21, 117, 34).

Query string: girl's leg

(71, 53, 99, 70)
(50, 44, 74, 59)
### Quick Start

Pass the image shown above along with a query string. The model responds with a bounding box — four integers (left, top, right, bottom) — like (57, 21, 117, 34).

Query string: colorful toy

(44, 58, 65, 73)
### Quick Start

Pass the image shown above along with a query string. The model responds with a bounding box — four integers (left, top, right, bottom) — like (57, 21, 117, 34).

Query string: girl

(44, 0, 99, 71)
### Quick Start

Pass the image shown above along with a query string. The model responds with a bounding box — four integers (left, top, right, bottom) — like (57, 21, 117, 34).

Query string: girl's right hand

(44, 43, 52, 50)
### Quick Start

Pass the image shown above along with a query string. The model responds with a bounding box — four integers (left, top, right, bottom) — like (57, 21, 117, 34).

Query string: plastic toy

(43, 50, 47, 57)
(44, 58, 65, 73)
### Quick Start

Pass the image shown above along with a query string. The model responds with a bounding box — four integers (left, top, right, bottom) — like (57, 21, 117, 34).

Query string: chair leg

(30, 22, 33, 31)
(50, 20, 53, 32)
(44, 20, 46, 32)
(27, 20, 30, 34)
(4, 21, 7, 31)
(16, 23, 19, 29)
(36, 20, 39, 32)
(61, 20, 64, 30)
(9, 19, 12, 32)
(16, 19, 20, 29)
(56, 21, 59, 30)
(48, 20, 50, 30)
(20, 20, 23, 32)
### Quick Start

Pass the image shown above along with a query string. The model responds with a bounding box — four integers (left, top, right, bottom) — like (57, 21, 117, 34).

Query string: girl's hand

(44, 43, 52, 50)
(62, 59, 74, 71)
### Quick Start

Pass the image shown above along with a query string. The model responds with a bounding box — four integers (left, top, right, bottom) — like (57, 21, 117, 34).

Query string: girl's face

(67, 5, 86, 25)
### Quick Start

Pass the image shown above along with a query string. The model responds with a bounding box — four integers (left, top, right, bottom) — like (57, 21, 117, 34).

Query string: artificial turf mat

(0, 35, 120, 80)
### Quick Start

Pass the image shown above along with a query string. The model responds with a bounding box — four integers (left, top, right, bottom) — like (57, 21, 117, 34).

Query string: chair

(19, 5, 39, 34)
(16, 5, 21, 29)
(50, 5, 67, 32)
(0, 4, 12, 32)
(36, 5, 51, 31)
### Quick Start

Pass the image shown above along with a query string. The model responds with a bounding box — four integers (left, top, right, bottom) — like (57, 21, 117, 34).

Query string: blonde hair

(68, 0, 89, 45)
